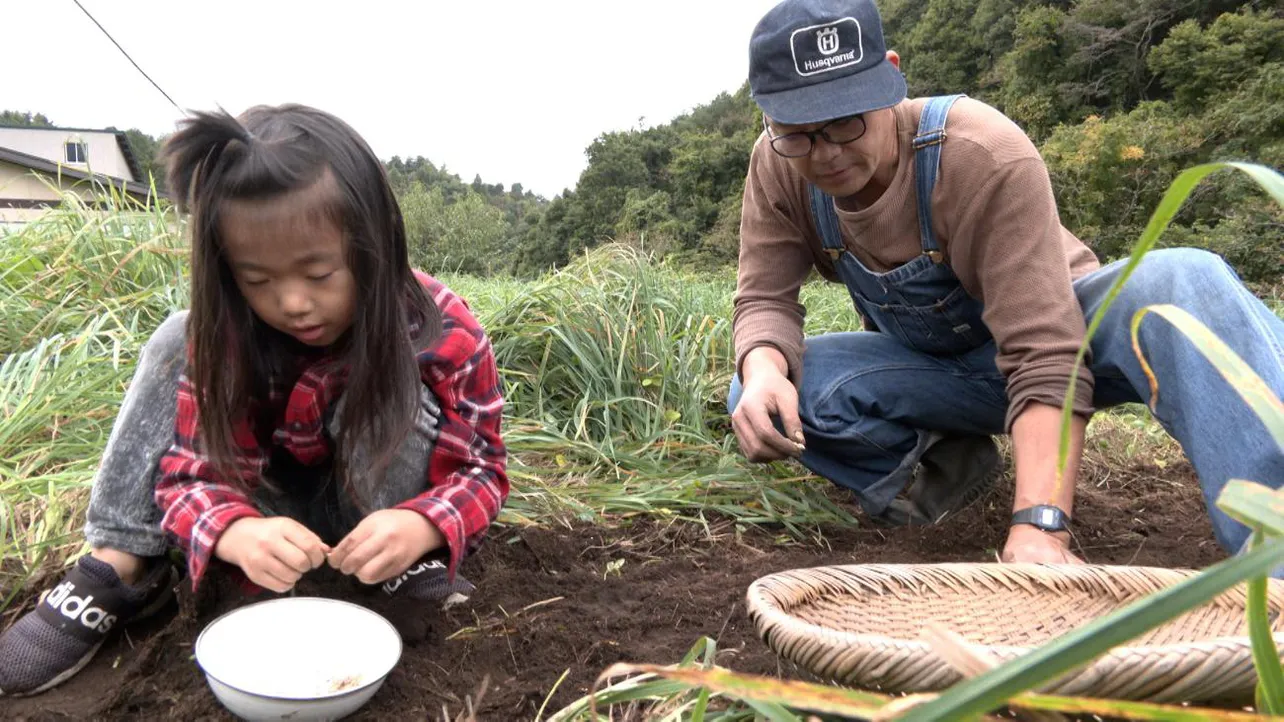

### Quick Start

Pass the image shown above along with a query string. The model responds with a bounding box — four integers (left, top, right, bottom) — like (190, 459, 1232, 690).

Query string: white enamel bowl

(194, 597, 402, 721)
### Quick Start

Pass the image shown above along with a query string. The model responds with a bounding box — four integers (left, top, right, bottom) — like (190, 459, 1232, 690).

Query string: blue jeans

(730, 249, 1284, 557)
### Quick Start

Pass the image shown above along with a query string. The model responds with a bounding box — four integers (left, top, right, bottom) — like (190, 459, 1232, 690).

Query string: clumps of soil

(1, 463, 1226, 721)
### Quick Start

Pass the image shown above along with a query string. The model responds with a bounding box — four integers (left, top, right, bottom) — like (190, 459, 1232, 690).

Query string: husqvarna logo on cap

(816, 27, 840, 54)
(791, 17, 862, 76)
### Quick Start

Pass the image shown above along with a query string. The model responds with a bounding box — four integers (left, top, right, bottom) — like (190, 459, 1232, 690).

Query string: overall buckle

(912, 130, 947, 149)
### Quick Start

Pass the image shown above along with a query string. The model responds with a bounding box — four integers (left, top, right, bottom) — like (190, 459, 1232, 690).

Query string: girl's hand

(214, 517, 330, 593)
(327, 509, 444, 584)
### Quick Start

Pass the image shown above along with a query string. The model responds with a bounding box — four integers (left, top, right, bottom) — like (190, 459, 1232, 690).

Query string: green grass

(1, 191, 187, 599)
(0, 193, 862, 602)
(3, 189, 1275, 599)
(460, 246, 863, 533)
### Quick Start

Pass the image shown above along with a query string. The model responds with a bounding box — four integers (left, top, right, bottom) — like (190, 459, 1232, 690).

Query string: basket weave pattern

(746, 563, 1284, 702)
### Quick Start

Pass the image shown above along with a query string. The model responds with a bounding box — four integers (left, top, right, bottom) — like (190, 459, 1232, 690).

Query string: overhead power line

(70, 0, 185, 116)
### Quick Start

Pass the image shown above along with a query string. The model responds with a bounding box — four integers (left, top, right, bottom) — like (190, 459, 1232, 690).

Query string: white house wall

(0, 161, 141, 227)
(0, 128, 135, 182)
(0, 162, 64, 201)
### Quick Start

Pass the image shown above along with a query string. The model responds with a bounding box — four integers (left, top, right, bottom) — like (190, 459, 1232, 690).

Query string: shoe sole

(0, 566, 179, 698)
(441, 592, 470, 610)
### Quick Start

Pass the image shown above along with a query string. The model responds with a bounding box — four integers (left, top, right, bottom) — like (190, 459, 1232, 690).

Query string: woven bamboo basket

(746, 563, 1284, 703)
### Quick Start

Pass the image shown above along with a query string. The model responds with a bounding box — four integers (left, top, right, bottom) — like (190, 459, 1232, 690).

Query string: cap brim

(754, 60, 907, 125)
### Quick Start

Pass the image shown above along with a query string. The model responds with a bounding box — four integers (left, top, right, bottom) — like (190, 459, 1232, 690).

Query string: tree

(1147, 8, 1284, 113)
(898, 0, 1003, 97)
(993, 5, 1080, 139)
(1049, 0, 1244, 113)
(401, 183, 511, 276)
(0, 110, 53, 127)
(118, 128, 166, 187)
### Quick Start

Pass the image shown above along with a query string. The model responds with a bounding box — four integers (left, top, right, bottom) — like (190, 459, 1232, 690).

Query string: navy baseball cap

(748, 0, 907, 125)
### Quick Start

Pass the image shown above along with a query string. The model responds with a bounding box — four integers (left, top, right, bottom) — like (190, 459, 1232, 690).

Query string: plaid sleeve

(396, 274, 508, 578)
(155, 373, 266, 590)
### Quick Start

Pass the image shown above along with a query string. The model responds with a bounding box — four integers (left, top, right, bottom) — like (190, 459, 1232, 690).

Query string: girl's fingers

(253, 558, 301, 593)
(327, 524, 372, 569)
(355, 550, 398, 585)
(281, 523, 329, 569)
(260, 571, 296, 594)
(273, 539, 315, 574)
(337, 534, 381, 577)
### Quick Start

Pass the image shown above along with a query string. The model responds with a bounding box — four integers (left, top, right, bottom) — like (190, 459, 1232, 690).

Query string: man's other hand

(732, 347, 806, 462)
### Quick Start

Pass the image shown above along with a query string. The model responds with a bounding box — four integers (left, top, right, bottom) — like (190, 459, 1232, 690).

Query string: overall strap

(808, 183, 845, 261)
(911, 94, 965, 263)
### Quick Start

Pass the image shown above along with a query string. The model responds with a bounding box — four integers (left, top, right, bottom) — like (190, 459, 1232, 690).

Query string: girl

(0, 104, 508, 697)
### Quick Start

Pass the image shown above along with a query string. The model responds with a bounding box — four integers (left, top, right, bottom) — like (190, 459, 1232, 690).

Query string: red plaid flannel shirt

(156, 272, 508, 590)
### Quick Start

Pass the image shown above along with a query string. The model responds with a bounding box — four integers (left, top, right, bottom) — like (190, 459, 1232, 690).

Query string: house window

(65, 141, 87, 164)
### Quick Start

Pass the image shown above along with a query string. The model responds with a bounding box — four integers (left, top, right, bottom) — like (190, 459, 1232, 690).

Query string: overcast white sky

(6, 1, 782, 198)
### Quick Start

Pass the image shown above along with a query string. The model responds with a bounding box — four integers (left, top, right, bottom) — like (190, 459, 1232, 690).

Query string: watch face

(1037, 508, 1060, 528)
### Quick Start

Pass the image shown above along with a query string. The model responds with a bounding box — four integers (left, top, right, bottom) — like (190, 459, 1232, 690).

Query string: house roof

(0, 145, 153, 198)
(0, 123, 146, 184)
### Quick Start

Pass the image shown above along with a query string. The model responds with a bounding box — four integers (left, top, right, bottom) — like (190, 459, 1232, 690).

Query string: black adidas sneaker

(381, 558, 474, 609)
(0, 555, 176, 697)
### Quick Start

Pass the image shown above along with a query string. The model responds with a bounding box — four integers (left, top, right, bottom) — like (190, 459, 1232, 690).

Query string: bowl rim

(194, 595, 403, 702)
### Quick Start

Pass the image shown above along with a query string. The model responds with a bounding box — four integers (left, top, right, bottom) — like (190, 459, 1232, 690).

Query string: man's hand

(1001, 525, 1083, 564)
(732, 347, 806, 462)
(214, 517, 330, 593)
(1006, 402, 1086, 565)
(327, 509, 444, 584)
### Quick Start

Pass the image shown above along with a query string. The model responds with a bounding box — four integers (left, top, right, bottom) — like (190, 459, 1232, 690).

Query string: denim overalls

(728, 95, 1284, 555)
(805, 94, 996, 513)
(809, 94, 988, 357)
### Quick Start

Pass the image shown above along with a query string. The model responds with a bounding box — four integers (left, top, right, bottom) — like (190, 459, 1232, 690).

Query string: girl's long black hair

(161, 103, 441, 505)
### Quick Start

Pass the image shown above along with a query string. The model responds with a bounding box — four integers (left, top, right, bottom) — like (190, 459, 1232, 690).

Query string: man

(729, 0, 1284, 565)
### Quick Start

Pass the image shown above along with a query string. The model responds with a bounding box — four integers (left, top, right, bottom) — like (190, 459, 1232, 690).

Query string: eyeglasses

(763, 114, 867, 158)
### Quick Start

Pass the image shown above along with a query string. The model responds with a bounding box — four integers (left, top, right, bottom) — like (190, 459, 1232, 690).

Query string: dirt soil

(2, 461, 1227, 721)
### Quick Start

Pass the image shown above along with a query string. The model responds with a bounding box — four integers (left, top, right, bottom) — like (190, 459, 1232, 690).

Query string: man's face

(767, 107, 896, 197)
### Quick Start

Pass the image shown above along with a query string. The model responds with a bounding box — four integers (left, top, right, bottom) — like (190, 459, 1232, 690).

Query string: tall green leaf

(1130, 304, 1284, 452)
(1219, 480, 1284, 535)
(569, 662, 1280, 721)
(1245, 531, 1284, 715)
(1056, 162, 1284, 491)
(1013, 693, 1283, 721)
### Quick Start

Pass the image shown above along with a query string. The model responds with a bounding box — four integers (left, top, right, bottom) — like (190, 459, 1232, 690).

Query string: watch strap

(1011, 505, 1070, 532)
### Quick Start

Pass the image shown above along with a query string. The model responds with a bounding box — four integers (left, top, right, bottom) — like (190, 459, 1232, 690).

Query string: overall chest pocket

(866, 285, 992, 356)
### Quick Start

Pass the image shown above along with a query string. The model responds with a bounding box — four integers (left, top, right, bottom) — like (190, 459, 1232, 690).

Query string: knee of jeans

(796, 373, 863, 435)
(141, 310, 189, 365)
(1122, 248, 1235, 307)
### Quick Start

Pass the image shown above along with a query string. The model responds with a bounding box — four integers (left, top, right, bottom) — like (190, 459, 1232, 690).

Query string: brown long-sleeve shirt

(733, 96, 1101, 430)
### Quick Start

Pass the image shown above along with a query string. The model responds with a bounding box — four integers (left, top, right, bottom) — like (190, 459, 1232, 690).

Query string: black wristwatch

(1011, 505, 1071, 533)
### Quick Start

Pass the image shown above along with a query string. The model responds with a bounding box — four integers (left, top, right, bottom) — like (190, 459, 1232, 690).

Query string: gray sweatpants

(83, 311, 441, 554)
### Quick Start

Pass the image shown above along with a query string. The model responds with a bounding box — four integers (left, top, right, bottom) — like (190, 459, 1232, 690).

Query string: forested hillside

(6, 2, 1280, 280)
